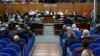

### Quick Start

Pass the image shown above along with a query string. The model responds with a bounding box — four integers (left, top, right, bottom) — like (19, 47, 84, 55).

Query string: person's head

(66, 26, 72, 31)
(82, 39, 90, 47)
(24, 15, 28, 20)
(82, 29, 90, 37)
(62, 25, 67, 30)
(5, 24, 9, 28)
(81, 49, 94, 56)
(66, 10, 68, 12)
(13, 35, 20, 41)
(68, 30, 76, 38)
(72, 24, 77, 29)
(15, 25, 20, 29)
(95, 24, 100, 32)
(26, 26, 31, 30)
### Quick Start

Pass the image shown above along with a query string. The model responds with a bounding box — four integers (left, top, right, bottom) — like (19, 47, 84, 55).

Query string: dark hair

(82, 39, 90, 47)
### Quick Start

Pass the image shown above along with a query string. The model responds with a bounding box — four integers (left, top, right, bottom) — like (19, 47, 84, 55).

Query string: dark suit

(13, 41, 24, 51)
(44, 0, 55, 3)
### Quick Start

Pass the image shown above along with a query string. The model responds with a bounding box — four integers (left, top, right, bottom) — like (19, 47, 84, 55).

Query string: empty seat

(0, 40, 8, 47)
(6, 44, 21, 53)
(0, 48, 17, 56)
(0, 45, 3, 51)
(1, 38, 11, 43)
(70, 43, 82, 52)
(93, 47, 100, 56)
(89, 43, 100, 49)
(96, 38, 100, 43)
(0, 53, 11, 56)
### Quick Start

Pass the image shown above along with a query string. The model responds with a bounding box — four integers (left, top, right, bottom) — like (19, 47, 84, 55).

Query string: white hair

(72, 24, 79, 30)
(62, 25, 67, 29)
(82, 29, 90, 38)
(13, 35, 20, 41)
(66, 26, 72, 31)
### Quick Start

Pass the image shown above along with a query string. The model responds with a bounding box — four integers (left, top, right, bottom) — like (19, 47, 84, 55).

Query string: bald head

(13, 35, 20, 41)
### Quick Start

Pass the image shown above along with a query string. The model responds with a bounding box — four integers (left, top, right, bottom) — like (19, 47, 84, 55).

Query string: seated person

(74, 39, 95, 56)
(59, 25, 67, 39)
(13, 35, 24, 51)
(71, 24, 79, 31)
(24, 25, 33, 37)
(81, 49, 94, 56)
(63, 17, 73, 26)
(57, 10, 64, 16)
(64, 30, 80, 47)
(15, 26, 29, 43)
(63, 30, 80, 56)
(34, 15, 42, 23)
(81, 29, 94, 43)
(1, 24, 11, 39)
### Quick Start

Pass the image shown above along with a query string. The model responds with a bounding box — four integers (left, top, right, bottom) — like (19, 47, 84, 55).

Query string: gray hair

(81, 49, 94, 56)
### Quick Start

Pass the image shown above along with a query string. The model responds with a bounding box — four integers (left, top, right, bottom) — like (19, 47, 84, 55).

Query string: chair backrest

(89, 43, 100, 49)
(0, 48, 17, 56)
(6, 44, 21, 53)
(0, 40, 8, 47)
(22, 34, 30, 43)
(93, 47, 100, 56)
(1, 38, 11, 43)
(96, 38, 100, 43)
(79, 22, 89, 30)
(0, 45, 3, 51)
(0, 53, 11, 56)
(74, 30, 82, 38)
(70, 43, 82, 52)
(20, 38, 26, 44)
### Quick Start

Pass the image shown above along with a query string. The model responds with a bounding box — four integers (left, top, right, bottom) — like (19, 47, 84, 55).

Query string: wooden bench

(77, 22, 90, 30)
(54, 23, 63, 35)
(32, 23, 44, 35)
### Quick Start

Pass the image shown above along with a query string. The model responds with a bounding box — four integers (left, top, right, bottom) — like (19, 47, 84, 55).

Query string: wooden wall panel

(5, 4, 14, 12)
(27, 4, 37, 11)
(74, 4, 83, 14)
(0, 3, 93, 15)
(19, 4, 28, 13)
(97, 3, 100, 14)
(65, 4, 74, 13)
(36, 4, 43, 12)
(0, 4, 5, 14)
(57, 3, 66, 12)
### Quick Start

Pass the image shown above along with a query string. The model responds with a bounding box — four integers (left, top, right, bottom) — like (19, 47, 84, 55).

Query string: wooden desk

(43, 16, 54, 23)
(54, 23, 63, 35)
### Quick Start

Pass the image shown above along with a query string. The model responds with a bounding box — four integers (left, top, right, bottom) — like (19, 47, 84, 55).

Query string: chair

(78, 22, 89, 30)
(70, 43, 82, 52)
(90, 30, 96, 36)
(0, 53, 11, 56)
(93, 47, 100, 56)
(0, 45, 3, 51)
(96, 38, 100, 43)
(6, 44, 21, 53)
(0, 48, 17, 56)
(20, 38, 26, 44)
(1, 38, 11, 43)
(74, 30, 82, 38)
(89, 43, 100, 49)
(72, 47, 81, 55)
(0, 40, 8, 47)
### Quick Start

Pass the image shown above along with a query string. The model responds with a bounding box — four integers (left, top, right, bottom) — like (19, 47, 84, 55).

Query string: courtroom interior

(0, 0, 100, 56)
